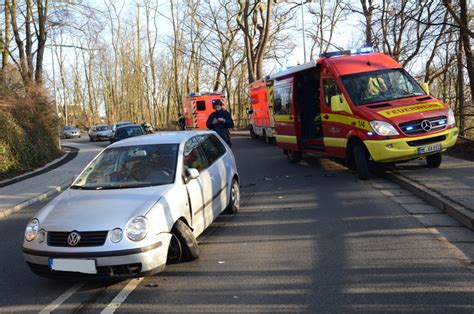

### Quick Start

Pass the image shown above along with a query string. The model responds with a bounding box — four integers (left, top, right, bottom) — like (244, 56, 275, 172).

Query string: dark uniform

(206, 107, 234, 147)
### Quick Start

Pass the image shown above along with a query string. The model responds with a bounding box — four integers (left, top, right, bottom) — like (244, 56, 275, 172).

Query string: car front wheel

(168, 219, 199, 263)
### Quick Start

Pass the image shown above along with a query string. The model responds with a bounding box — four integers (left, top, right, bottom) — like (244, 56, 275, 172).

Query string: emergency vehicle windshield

(341, 68, 425, 106)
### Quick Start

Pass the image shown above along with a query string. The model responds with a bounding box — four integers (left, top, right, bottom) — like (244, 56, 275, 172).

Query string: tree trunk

(456, 36, 465, 136)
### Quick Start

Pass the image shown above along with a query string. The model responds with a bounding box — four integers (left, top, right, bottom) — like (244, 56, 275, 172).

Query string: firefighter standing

(206, 99, 234, 147)
(178, 113, 186, 130)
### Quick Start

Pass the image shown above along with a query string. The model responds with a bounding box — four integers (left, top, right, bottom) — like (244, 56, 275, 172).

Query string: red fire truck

(183, 92, 226, 129)
(248, 78, 275, 143)
(272, 48, 458, 179)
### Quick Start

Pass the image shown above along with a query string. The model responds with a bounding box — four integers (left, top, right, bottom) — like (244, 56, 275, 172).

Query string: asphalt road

(0, 135, 473, 313)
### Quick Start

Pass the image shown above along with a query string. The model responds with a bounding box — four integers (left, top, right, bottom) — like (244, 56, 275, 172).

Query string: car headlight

(110, 228, 123, 243)
(447, 108, 455, 126)
(369, 120, 399, 136)
(37, 229, 46, 243)
(126, 217, 148, 241)
(25, 219, 40, 242)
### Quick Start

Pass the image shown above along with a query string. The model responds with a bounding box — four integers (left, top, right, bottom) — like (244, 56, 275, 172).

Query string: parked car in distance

(110, 121, 133, 140)
(88, 124, 111, 141)
(22, 130, 240, 279)
(111, 124, 145, 143)
(62, 126, 81, 139)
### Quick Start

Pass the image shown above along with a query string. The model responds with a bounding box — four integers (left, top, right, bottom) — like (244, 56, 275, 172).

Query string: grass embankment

(0, 83, 61, 181)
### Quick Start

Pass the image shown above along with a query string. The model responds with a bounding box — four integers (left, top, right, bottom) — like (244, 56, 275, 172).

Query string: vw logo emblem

(421, 120, 432, 132)
(67, 231, 81, 246)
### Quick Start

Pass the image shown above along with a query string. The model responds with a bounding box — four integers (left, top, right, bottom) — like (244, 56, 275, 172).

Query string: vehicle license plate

(49, 258, 97, 274)
(418, 143, 441, 155)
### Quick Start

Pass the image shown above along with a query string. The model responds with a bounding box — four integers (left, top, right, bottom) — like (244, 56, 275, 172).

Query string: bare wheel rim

(167, 233, 182, 264)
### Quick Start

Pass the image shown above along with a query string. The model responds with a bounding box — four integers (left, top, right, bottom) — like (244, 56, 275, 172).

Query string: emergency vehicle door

(273, 78, 299, 151)
(321, 78, 352, 158)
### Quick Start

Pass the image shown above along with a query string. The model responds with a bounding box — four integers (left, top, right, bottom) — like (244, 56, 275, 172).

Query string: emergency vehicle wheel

(250, 127, 258, 139)
(426, 153, 442, 168)
(263, 130, 271, 144)
(287, 150, 302, 163)
(354, 144, 370, 180)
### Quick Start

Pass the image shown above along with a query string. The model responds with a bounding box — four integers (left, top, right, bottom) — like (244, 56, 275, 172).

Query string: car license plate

(418, 143, 441, 155)
(49, 258, 97, 274)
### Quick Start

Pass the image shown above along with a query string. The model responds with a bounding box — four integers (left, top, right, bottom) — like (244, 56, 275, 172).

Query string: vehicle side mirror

(330, 94, 352, 114)
(421, 82, 430, 95)
(185, 168, 200, 180)
(246, 108, 253, 114)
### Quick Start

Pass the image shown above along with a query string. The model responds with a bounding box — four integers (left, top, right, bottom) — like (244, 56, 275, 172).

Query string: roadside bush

(0, 80, 61, 180)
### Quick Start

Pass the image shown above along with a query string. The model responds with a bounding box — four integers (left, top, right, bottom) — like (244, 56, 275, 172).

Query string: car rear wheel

(426, 153, 442, 168)
(287, 150, 302, 163)
(225, 178, 240, 214)
(89, 136, 93, 142)
(354, 143, 370, 180)
(169, 219, 199, 262)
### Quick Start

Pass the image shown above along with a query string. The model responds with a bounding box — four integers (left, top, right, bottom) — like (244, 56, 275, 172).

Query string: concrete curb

(0, 180, 72, 220)
(383, 171, 474, 230)
(0, 146, 78, 188)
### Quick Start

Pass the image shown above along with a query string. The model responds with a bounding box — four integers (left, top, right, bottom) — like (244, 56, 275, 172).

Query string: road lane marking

(101, 278, 144, 314)
(39, 282, 84, 314)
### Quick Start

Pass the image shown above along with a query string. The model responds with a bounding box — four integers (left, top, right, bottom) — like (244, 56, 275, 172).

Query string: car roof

(110, 130, 217, 147)
(116, 124, 142, 130)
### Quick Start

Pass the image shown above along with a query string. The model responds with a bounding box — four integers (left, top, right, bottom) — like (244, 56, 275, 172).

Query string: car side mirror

(185, 168, 200, 180)
(421, 82, 430, 95)
(330, 94, 352, 114)
(246, 108, 253, 114)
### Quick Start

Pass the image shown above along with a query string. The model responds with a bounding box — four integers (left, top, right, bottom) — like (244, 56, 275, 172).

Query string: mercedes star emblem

(421, 120, 432, 132)
(67, 231, 81, 246)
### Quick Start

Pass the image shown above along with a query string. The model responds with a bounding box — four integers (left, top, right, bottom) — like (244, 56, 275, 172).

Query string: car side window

(209, 135, 226, 155)
(323, 79, 341, 107)
(183, 137, 208, 173)
(200, 135, 224, 165)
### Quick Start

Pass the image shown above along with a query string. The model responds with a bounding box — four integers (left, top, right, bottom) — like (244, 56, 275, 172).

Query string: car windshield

(340, 69, 425, 106)
(96, 126, 109, 131)
(71, 144, 179, 189)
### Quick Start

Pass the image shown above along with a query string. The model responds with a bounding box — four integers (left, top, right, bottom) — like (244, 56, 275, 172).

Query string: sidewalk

(0, 141, 103, 219)
(384, 155, 474, 230)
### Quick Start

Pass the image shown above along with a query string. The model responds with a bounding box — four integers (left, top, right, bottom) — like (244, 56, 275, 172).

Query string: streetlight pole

(301, 0, 307, 63)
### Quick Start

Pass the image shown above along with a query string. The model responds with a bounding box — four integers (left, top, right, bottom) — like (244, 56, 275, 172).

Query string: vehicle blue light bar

(351, 47, 374, 54)
(319, 50, 351, 58)
(320, 47, 374, 58)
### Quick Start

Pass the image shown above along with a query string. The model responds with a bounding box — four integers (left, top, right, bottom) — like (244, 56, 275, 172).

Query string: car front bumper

(22, 233, 171, 279)
(364, 127, 458, 163)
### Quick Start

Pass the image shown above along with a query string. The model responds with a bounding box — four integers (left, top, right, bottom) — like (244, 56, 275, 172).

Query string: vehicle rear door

(273, 77, 299, 151)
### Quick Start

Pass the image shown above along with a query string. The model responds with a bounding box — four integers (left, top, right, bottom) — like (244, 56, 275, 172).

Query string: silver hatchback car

(22, 131, 240, 279)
